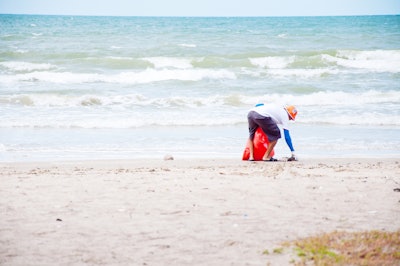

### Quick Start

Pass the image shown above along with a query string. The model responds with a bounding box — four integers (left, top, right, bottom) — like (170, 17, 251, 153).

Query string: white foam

(242, 90, 400, 126)
(2, 108, 398, 128)
(142, 57, 193, 69)
(2, 68, 236, 84)
(300, 111, 400, 126)
(325, 50, 400, 73)
(249, 50, 400, 74)
(179, 43, 197, 48)
(2, 89, 399, 128)
(105, 56, 132, 60)
(1, 93, 230, 108)
(266, 68, 339, 78)
(16, 49, 28, 54)
(0, 61, 55, 72)
(242, 90, 400, 107)
(0, 111, 243, 129)
(3, 89, 398, 109)
(249, 56, 295, 69)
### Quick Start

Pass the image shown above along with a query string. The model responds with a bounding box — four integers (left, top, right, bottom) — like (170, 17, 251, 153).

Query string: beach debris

(56, 218, 62, 222)
(164, 154, 174, 160)
(393, 188, 400, 192)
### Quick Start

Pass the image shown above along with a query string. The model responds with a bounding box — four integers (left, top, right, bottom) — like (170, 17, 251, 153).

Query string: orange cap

(285, 105, 298, 120)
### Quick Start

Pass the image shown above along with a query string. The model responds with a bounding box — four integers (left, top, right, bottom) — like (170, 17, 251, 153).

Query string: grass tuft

(266, 230, 400, 265)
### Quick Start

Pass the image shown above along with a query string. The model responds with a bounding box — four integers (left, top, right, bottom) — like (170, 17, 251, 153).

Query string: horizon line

(1, 13, 399, 18)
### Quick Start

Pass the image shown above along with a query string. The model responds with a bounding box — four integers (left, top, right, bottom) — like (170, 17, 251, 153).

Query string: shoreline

(1, 158, 399, 265)
(2, 150, 400, 164)
(1, 156, 400, 166)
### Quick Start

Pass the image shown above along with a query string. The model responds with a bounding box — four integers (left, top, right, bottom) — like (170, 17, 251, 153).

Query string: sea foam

(0, 61, 55, 72)
(331, 50, 400, 73)
(1, 68, 236, 84)
(142, 57, 193, 69)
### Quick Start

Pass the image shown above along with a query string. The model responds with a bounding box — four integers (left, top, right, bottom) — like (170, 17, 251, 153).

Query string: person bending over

(247, 103, 297, 161)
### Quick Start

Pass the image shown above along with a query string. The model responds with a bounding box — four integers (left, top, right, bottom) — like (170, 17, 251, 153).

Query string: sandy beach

(1, 158, 399, 265)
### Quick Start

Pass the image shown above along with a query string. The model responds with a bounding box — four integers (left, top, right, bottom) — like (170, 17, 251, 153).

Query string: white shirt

(251, 104, 290, 129)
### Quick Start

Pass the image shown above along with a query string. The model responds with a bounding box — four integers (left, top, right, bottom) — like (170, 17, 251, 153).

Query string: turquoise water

(1, 15, 399, 161)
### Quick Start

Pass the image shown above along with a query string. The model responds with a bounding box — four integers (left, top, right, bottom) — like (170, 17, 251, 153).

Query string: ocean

(0, 15, 399, 161)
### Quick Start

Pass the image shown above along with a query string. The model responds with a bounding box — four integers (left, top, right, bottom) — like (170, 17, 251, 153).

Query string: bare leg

(247, 138, 255, 160)
(262, 140, 277, 160)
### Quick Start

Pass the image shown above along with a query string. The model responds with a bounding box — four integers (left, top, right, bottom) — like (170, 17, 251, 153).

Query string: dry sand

(1, 158, 399, 265)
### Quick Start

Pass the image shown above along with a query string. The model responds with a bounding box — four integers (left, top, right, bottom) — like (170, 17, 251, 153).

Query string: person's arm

(284, 129, 297, 160)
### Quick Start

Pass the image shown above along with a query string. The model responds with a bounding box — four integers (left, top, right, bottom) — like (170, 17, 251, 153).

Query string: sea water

(0, 15, 399, 161)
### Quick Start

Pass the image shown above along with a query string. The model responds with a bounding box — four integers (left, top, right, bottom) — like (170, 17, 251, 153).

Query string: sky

(0, 0, 399, 17)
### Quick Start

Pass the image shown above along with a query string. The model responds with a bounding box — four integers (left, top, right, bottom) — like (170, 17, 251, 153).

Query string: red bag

(242, 128, 275, 160)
